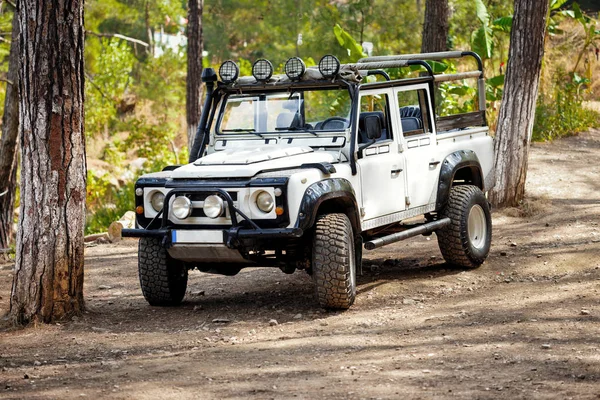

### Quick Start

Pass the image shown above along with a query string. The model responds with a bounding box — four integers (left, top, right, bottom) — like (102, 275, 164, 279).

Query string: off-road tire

(437, 185, 492, 269)
(312, 213, 356, 309)
(138, 237, 188, 306)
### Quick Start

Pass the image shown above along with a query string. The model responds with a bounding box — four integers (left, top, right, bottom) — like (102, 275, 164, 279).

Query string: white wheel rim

(468, 204, 487, 249)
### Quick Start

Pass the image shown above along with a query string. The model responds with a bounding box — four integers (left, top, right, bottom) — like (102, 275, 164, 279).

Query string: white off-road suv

(124, 51, 494, 309)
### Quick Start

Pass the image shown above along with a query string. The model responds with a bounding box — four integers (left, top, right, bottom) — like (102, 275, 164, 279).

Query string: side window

(397, 89, 432, 137)
(358, 93, 392, 143)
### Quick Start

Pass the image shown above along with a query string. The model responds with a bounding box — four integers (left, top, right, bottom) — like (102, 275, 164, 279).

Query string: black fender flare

(436, 150, 484, 211)
(295, 178, 360, 233)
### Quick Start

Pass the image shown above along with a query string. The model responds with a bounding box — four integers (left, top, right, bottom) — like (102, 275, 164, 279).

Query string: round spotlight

(172, 196, 192, 219)
(256, 191, 274, 213)
(219, 60, 239, 83)
(318, 55, 341, 78)
(150, 191, 165, 212)
(284, 57, 306, 80)
(204, 195, 224, 219)
(252, 59, 274, 81)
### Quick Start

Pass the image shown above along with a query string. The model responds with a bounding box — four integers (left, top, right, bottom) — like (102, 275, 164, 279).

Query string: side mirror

(363, 115, 382, 140)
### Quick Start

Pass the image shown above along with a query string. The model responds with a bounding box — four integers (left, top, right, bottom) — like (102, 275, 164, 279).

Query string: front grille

(189, 192, 238, 202)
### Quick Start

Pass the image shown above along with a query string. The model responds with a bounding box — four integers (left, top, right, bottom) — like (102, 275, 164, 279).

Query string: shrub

(533, 71, 600, 141)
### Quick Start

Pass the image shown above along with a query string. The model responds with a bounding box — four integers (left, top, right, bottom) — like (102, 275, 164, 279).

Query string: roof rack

(351, 51, 486, 111)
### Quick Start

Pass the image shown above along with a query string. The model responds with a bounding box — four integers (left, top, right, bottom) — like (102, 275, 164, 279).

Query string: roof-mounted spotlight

(318, 55, 341, 79)
(252, 59, 274, 81)
(219, 60, 239, 83)
(284, 57, 306, 81)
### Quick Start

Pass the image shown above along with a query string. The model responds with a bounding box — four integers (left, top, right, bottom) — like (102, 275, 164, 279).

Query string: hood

(170, 146, 337, 179)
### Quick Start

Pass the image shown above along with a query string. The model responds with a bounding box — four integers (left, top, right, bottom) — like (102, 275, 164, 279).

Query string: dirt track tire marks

(312, 213, 356, 309)
(138, 237, 187, 306)
(437, 185, 492, 269)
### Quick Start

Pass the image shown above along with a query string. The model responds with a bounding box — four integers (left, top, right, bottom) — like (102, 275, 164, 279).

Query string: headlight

(172, 196, 192, 219)
(256, 191, 274, 213)
(150, 191, 165, 212)
(204, 195, 224, 219)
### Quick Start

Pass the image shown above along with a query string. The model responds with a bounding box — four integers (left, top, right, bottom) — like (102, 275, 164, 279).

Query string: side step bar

(364, 217, 451, 250)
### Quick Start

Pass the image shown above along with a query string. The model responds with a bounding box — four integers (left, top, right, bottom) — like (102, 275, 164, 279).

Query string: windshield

(218, 88, 352, 135)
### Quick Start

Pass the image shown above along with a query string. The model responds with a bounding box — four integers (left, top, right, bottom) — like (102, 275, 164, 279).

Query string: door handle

(429, 161, 441, 167)
(391, 168, 403, 174)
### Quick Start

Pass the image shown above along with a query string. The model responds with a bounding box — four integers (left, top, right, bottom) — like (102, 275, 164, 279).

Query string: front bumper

(122, 227, 303, 246)
(123, 227, 303, 263)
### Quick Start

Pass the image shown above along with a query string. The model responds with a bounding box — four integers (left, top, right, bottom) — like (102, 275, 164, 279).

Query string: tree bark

(10, 0, 87, 324)
(0, 10, 19, 257)
(421, 0, 449, 52)
(489, 0, 549, 207)
(186, 0, 203, 151)
(145, 1, 153, 56)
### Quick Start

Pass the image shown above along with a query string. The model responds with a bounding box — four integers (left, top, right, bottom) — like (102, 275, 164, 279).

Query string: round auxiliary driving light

(252, 59, 274, 81)
(150, 191, 165, 212)
(318, 55, 341, 78)
(256, 191, 274, 213)
(219, 60, 239, 83)
(284, 57, 306, 80)
(204, 195, 224, 219)
(172, 196, 192, 220)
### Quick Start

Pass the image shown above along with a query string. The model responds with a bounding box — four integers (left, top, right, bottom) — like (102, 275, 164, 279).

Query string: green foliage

(566, 3, 600, 74)
(85, 38, 136, 136)
(492, 16, 513, 33)
(470, 0, 513, 61)
(533, 71, 600, 142)
(334, 24, 366, 62)
(438, 81, 476, 115)
(0, 6, 14, 115)
(86, 171, 135, 235)
(486, 75, 505, 102)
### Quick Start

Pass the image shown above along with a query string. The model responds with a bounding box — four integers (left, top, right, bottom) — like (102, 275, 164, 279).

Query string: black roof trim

(217, 79, 351, 93)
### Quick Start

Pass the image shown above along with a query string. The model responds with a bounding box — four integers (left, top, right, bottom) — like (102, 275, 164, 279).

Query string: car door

(356, 88, 407, 229)
(395, 84, 439, 210)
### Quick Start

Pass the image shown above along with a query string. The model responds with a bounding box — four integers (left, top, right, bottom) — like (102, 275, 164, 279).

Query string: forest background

(0, 0, 598, 239)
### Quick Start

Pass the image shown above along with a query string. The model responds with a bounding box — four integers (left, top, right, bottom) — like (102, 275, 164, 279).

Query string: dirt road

(1, 130, 599, 399)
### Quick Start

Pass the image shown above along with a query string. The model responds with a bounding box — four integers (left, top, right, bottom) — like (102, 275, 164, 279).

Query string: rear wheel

(138, 237, 188, 306)
(437, 185, 492, 268)
(312, 213, 356, 309)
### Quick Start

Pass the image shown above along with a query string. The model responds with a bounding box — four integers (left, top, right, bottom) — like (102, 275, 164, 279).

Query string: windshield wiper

(221, 128, 263, 138)
(275, 127, 318, 136)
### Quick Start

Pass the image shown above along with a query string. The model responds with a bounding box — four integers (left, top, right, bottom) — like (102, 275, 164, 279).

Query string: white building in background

(153, 26, 187, 58)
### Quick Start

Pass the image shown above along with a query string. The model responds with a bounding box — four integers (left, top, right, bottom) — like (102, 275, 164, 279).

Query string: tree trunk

(186, 0, 203, 151)
(10, 0, 87, 325)
(489, 0, 549, 207)
(0, 10, 19, 257)
(145, 1, 153, 56)
(421, 0, 449, 52)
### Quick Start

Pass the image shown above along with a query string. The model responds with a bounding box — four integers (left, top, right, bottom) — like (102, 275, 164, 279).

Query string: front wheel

(437, 185, 492, 268)
(138, 237, 188, 306)
(312, 213, 356, 309)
